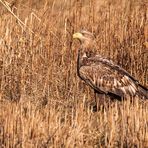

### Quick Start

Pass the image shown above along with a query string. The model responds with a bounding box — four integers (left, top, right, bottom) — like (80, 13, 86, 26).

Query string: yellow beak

(73, 32, 83, 39)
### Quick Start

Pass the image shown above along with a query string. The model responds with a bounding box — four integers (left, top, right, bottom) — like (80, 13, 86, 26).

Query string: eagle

(73, 30, 148, 108)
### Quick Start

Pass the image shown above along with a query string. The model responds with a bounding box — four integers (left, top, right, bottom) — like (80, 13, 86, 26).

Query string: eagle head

(73, 30, 95, 51)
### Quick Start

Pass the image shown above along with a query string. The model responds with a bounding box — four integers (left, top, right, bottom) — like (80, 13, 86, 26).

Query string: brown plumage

(73, 30, 148, 106)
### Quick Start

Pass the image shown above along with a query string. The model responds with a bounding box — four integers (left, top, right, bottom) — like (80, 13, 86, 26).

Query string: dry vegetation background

(0, 0, 148, 147)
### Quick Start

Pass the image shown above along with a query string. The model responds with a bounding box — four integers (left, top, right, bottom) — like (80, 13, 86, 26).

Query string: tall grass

(0, 0, 148, 147)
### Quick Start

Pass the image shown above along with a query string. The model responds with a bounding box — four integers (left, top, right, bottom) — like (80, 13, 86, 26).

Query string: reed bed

(0, 0, 148, 147)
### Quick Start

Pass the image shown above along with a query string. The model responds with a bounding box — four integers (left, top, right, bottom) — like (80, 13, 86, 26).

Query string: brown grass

(0, 0, 148, 147)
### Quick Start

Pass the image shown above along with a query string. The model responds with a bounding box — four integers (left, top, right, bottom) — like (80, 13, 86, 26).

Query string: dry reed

(0, 0, 148, 147)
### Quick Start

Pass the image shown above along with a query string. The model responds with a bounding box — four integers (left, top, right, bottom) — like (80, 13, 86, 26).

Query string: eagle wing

(79, 55, 139, 98)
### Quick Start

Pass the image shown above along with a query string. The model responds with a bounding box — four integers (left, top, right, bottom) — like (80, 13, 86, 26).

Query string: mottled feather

(79, 53, 147, 99)
(73, 31, 148, 100)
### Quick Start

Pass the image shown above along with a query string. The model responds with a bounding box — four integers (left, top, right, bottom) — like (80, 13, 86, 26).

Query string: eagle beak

(73, 32, 83, 39)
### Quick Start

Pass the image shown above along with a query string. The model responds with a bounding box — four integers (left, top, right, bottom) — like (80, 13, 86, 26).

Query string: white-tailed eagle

(73, 30, 148, 107)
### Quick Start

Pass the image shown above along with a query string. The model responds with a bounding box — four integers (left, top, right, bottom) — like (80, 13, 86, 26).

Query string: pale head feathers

(73, 30, 95, 51)
(73, 30, 94, 40)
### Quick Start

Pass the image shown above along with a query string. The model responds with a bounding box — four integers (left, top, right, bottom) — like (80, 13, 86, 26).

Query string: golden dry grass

(0, 0, 148, 147)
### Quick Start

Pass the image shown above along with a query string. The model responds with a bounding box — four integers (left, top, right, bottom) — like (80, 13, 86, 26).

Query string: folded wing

(79, 55, 147, 99)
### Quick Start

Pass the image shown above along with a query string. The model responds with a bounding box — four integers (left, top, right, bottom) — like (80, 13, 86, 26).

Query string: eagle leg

(92, 90, 105, 111)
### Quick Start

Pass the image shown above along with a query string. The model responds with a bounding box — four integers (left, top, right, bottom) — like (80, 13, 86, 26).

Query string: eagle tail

(137, 84, 148, 99)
